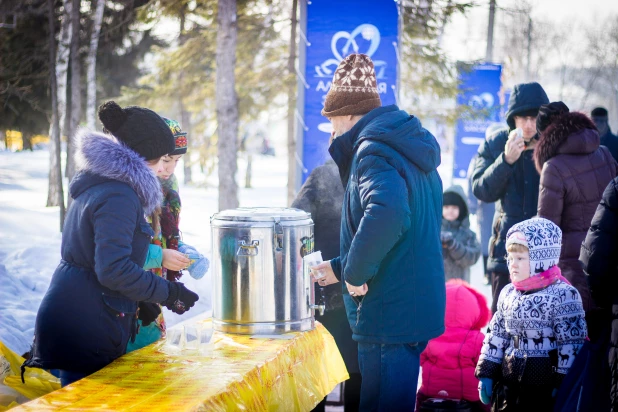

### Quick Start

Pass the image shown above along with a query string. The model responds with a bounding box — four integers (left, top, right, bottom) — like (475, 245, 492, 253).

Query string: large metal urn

(211, 207, 324, 334)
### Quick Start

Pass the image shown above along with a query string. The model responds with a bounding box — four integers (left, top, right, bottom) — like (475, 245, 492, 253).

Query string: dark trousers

(312, 372, 362, 412)
(357, 342, 426, 411)
(491, 271, 511, 313)
(58, 370, 88, 387)
(492, 381, 554, 411)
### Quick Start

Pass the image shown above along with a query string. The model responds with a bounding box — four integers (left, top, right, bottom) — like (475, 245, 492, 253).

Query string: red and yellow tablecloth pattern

(11, 320, 348, 411)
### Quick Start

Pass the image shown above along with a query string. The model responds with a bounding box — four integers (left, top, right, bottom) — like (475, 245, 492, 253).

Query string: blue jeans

(358, 341, 427, 411)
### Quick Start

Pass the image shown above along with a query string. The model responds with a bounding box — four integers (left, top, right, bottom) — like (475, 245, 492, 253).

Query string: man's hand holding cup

(309, 260, 339, 286)
(504, 128, 525, 165)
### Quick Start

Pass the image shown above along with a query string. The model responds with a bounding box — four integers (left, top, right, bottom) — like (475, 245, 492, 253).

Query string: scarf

(511, 265, 571, 291)
(160, 175, 182, 281)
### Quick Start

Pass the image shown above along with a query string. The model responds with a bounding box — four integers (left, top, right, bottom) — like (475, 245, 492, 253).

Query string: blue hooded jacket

(24, 130, 171, 375)
(328, 105, 446, 344)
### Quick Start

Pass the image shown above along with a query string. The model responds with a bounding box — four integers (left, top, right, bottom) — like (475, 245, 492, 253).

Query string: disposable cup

(166, 328, 182, 348)
(304, 251, 325, 279)
(184, 325, 199, 349)
(199, 325, 214, 347)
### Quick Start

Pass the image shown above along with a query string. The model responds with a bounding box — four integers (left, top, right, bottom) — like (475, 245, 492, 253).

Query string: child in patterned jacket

(475, 217, 587, 410)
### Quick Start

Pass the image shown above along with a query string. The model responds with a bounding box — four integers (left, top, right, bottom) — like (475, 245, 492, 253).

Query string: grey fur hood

(71, 129, 162, 215)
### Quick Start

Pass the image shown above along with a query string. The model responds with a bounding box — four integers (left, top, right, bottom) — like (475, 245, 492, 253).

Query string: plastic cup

(199, 325, 214, 347)
(184, 325, 199, 349)
(166, 328, 182, 348)
(304, 251, 325, 279)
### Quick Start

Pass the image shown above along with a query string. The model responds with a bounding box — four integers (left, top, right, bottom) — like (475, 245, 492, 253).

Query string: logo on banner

(468, 93, 495, 110)
(314, 24, 387, 79)
(314, 24, 389, 134)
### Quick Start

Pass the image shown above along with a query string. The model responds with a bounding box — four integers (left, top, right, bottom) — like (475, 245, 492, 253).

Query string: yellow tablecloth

(13, 320, 348, 411)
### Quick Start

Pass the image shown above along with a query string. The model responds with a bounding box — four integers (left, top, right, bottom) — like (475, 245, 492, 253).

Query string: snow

(0, 145, 490, 357)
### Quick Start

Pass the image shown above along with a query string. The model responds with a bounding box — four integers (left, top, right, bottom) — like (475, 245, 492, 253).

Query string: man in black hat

(591, 107, 618, 163)
(471, 82, 549, 313)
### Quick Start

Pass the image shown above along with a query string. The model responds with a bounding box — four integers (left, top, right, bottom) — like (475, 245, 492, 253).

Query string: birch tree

(65, 0, 81, 184)
(86, 0, 105, 130)
(47, 0, 72, 208)
(47, 0, 66, 230)
(286, 0, 298, 206)
(216, 0, 239, 211)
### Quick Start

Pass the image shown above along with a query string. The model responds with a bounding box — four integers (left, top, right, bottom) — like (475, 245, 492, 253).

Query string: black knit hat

(443, 191, 467, 221)
(98, 101, 175, 161)
(591, 107, 608, 118)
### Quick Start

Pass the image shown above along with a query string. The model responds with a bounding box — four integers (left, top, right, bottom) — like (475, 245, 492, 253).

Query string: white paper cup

(304, 251, 325, 279)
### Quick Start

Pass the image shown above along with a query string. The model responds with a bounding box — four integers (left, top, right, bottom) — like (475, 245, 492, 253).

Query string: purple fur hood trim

(75, 129, 162, 214)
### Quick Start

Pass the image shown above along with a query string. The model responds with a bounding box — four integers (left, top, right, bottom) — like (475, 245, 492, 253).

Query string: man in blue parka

(313, 54, 446, 411)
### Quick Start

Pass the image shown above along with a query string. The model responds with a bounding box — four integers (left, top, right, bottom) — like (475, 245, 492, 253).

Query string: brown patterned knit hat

(321, 54, 382, 117)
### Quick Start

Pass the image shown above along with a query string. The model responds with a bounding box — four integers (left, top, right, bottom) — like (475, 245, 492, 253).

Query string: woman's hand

(162, 249, 190, 271)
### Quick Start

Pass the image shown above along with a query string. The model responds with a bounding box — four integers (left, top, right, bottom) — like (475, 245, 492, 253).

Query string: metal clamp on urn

(211, 207, 326, 335)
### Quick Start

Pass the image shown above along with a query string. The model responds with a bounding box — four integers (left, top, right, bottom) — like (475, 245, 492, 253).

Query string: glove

(178, 243, 210, 280)
(163, 282, 199, 314)
(138, 302, 161, 326)
(478, 378, 493, 405)
(440, 231, 454, 248)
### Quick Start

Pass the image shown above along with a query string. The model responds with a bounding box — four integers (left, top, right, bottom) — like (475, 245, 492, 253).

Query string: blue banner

(301, 0, 398, 182)
(453, 64, 502, 179)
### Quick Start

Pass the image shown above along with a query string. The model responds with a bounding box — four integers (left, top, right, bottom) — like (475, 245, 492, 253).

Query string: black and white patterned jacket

(475, 280, 587, 386)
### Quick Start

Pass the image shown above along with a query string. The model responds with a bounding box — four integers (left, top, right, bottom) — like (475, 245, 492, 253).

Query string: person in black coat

(580, 176, 618, 409)
(591, 106, 618, 163)
(292, 158, 361, 411)
(22, 102, 199, 387)
(471, 82, 549, 313)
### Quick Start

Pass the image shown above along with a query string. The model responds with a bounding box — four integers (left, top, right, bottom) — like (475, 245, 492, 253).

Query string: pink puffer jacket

(418, 279, 491, 402)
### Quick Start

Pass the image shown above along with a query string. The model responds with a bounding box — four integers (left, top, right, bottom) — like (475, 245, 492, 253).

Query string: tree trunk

(216, 0, 239, 211)
(245, 153, 252, 188)
(65, 0, 81, 186)
(180, 99, 193, 184)
(47, 0, 66, 230)
(179, 5, 192, 184)
(47, 0, 71, 211)
(86, 0, 104, 130)
(22, 132, 33, 151)
(286, 0, 298, 206)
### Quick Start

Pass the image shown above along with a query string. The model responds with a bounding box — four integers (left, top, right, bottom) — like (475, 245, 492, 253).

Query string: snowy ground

(0, 145, 490, 365)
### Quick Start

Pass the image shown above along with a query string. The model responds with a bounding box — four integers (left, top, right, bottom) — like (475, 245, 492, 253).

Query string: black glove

(440, 231, 454, 248)
(138, 302, 161, 327)
(163, 282, 199, 314)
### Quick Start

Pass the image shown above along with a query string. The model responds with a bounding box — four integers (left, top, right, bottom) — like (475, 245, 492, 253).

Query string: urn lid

(211, 207, 311, 222)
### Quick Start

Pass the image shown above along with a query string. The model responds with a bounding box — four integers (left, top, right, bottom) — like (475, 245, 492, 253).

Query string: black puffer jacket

(580, 177, 618, 408)
(471, 82, 549, 275)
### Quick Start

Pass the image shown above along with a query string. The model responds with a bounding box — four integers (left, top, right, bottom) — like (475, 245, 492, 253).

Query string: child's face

(159, 154, 183, 179)
(443, 205, 460, 221)
(507, 251, 531, 282)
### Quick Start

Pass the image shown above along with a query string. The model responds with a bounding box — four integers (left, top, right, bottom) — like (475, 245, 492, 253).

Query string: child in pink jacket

(417, 279, 491, 411)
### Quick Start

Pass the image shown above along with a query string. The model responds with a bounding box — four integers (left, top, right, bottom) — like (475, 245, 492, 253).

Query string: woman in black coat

(292, 159, 361, 412)
(580, 176, 618, 408)
(22, 102, 199, 386)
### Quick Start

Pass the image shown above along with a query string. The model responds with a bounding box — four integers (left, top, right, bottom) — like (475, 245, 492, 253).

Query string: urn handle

(237, 240, 260, 256)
